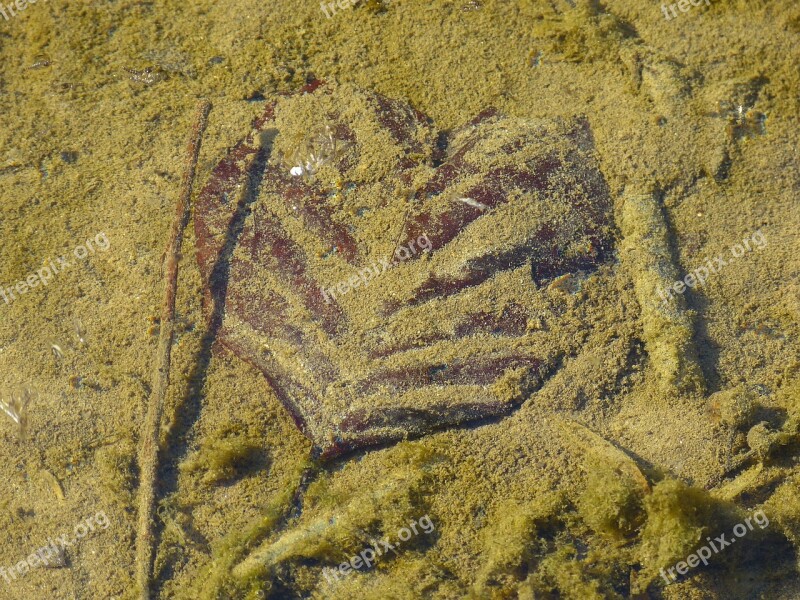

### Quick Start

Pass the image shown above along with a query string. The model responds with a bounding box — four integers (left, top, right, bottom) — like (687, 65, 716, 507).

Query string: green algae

(179, 434, 265, 487)
(518, 545, 609, 600)
(470, 493, 565, 596)
(180, 443, 442, 599)
(637, 479, 717, 587)
(184, 457, 314, 600)
(577, 454, 646, 542)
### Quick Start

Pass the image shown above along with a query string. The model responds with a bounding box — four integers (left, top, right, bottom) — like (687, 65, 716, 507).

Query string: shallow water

(0, 0, 798, 598)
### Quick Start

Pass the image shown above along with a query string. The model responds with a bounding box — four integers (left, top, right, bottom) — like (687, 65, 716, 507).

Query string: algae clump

(180, 435, 265, 486)
(636, 479, 717, 589)
(228, 443, 442, 598)
(577, 454, 646, 541)
(518, 545, 609, 600)
(471, 493, 565, 596)
(184, 457, 314, 600)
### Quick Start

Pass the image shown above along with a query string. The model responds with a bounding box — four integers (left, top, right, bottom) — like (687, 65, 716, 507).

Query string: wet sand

(0, 0, 798, 598)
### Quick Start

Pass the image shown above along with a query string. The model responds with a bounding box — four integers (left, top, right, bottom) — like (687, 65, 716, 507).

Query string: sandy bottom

(0, 0, 798, 598)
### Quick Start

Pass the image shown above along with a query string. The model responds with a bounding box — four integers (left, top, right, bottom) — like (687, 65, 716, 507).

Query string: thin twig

(136, 99, 212, 600)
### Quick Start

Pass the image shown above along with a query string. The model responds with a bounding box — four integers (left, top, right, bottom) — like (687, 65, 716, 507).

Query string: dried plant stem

(136, 99, 212, 600)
